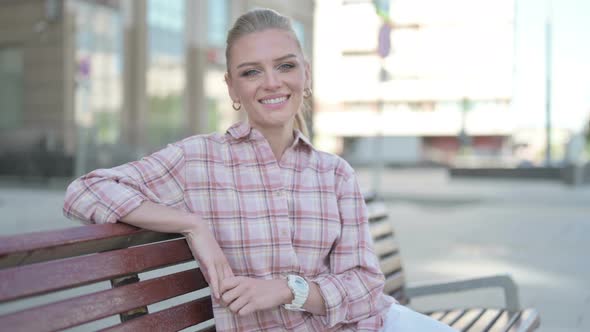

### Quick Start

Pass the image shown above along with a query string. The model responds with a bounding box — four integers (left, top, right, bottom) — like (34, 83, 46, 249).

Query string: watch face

(292, 276, 308, 291)
(285, 275, 309, 311)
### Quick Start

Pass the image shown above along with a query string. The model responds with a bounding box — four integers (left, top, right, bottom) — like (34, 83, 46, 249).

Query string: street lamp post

(370, 0, 420, 193)
(372, 22, 391, 194)
(544, 0, 553, 166)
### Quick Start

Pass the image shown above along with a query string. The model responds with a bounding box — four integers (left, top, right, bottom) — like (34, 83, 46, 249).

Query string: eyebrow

(236, 54, 297, 69)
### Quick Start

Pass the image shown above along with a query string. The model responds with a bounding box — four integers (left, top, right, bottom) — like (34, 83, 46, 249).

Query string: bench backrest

(365, 193, 407, 304)
(0, 195, 405, 331)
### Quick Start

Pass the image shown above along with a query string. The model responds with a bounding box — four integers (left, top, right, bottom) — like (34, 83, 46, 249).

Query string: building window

(208, 0, 228, 48)
(292, 20, 306, 50)
(147, 0, 186, 149)
(73, 1, 123, 145)
(0, 47, 23, 130)
(148, 0, 185, 58)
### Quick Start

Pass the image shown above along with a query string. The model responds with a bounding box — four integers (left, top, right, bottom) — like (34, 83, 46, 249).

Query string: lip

(258, 94, 290, 110)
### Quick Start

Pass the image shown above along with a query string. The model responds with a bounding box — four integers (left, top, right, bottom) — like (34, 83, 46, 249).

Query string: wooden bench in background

(0, 195, 540, 331)
(365, 193, 540, 332)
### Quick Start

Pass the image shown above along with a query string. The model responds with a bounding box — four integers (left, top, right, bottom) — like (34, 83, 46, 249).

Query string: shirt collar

(226, 121, 313, 150)
(226, 121, 253, 140)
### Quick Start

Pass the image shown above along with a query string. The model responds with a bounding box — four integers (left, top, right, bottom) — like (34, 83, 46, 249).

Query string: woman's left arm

(218, 164, 388, 321)
(309, 169, 389, 328)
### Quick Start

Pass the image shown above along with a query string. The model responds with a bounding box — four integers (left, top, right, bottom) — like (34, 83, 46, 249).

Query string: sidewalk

(0, 180, 73, 236)
(356, 167, 590, 332)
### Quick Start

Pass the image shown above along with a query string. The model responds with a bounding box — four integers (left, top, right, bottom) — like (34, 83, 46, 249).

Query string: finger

(220, 276, 240, 294)
(218, 262, 227, 280)
(223, 263, 234, 278)
(238, 302, 256, 316)
(207, 268, 220, 300)
(228, 293, 249, 314)
(198, 265, 210, 284)
(221, 279, 242, 305)
(217, 263, 227, 294)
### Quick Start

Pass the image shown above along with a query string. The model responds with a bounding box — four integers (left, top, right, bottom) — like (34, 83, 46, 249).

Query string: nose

(262, 71, 281, 90)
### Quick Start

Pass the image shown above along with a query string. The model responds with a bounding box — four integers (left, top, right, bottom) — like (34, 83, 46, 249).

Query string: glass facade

(292, 20, 306, 52)
(147, 0, 186, 149)
(0, 0, 313, 178)
(72, 0, 124, 172)
(208, 0, 229, 48)
(0, 47, 23, 130)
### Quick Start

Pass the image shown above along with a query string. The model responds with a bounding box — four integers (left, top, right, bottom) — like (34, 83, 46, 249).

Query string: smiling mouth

(259, 95, 289, 105)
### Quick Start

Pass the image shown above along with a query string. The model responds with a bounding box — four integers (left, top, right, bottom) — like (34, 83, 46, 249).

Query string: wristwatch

(283, 275, 309, 311)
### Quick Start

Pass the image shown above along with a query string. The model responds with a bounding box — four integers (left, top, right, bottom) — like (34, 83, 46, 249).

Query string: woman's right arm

(63, 142, 233, 299)
(121, 201, 233, 299)
(63, 142, 187, 224)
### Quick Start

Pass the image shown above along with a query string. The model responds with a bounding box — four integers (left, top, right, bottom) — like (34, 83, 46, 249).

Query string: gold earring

(303, 88, 312, 99)
(232, 101, 241, 111)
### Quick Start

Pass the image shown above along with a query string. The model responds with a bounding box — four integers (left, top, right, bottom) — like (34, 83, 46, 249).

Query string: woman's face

(226, 29, 310, 133)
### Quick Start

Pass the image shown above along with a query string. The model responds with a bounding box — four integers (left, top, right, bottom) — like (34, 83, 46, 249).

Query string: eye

(277, 63, 296, 72)
(240, 69, 260, 77)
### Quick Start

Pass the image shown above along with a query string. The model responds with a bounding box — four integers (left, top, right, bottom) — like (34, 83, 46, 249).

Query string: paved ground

(356, 168, 590, 332)
(1, 169, 588, 331)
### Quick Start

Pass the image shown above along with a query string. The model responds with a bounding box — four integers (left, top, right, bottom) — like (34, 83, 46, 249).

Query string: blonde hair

(226, 8, 310, 137)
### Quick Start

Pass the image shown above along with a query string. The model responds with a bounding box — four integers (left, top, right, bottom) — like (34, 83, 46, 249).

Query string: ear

(225, 72, 239, 102)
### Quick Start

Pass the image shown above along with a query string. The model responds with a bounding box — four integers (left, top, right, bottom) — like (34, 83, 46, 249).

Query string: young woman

(64, 8, 455, 332)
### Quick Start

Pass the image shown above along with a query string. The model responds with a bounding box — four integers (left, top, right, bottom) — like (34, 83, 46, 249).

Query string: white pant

(380, 304, 457, 332)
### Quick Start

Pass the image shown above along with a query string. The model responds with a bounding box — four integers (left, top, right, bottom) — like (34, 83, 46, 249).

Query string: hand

(184, 222, 234, 300)
(219, 277, 292, 316)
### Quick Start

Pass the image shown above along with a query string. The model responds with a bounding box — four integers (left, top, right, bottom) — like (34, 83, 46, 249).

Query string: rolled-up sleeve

(63, 142, 187, 224)
(311, 167, 390, 328)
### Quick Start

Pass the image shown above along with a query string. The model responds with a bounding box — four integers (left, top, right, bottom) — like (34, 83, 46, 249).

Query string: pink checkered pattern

(64, 121, 395, 331)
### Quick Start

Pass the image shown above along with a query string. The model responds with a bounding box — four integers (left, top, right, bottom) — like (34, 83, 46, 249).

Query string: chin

(253, 116, 296, 130)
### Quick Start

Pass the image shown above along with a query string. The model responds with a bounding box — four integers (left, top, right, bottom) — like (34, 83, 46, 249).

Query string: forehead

(229, 29, 302, 67)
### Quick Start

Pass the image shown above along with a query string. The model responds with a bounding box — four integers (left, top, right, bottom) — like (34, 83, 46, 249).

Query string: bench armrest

(405, 274, 520, 312)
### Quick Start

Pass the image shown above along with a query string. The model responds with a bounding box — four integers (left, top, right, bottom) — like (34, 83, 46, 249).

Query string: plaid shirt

(64, 121, 395, 331)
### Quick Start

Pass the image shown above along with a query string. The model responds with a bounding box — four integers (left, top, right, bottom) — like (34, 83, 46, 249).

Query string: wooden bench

(364, 193, 540, 331)
(0, 195, 540, 331)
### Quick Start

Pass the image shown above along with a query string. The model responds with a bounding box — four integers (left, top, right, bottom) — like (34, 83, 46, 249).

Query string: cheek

(288, 76, 306, 93)
(234, 84, 257, 101)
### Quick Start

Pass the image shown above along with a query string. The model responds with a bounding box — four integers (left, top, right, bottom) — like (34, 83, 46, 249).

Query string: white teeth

(260, 96, 287, 104)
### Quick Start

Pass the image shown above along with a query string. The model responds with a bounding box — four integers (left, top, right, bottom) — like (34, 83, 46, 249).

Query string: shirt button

(275, 190, 284, 197)
(281, 229, 289, 236)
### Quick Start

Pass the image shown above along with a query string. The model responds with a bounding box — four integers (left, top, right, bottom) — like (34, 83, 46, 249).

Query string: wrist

(283, 275, 310, 311)
(181, 214, 208, 236)
(279, 278, 294, 305)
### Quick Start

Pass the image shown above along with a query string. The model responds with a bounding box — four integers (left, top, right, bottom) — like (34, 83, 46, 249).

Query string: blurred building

(314, 0, 516, 166)
(0, 0, 314, 177)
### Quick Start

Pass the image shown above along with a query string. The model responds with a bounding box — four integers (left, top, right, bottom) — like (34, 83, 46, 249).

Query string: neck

(253, 122, 295, 161)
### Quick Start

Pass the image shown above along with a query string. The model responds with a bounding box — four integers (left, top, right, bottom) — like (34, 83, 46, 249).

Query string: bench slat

(0, 224, 181, 269)
(0, 238, 192, 302)
(0, 268, 208, 332)
(505, 309, 541, 332)
(99, 298, 214, 332)
(448, 308, 485, 331)
(428, 310, 447, 321)
(367, 201, 389, 222)
(391, 289, 408, 305)
(429, 308, 503, 331)
(379, 254, 402, 276)
(438, 309, 466, 326)
(490, 310, 520, 332)
(373, 236, 398, 258)
(426, 308, 541, 332)
(369, 220, 394, 240)
(383, 270, 405, 296)
(463, 308, 503, 331)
